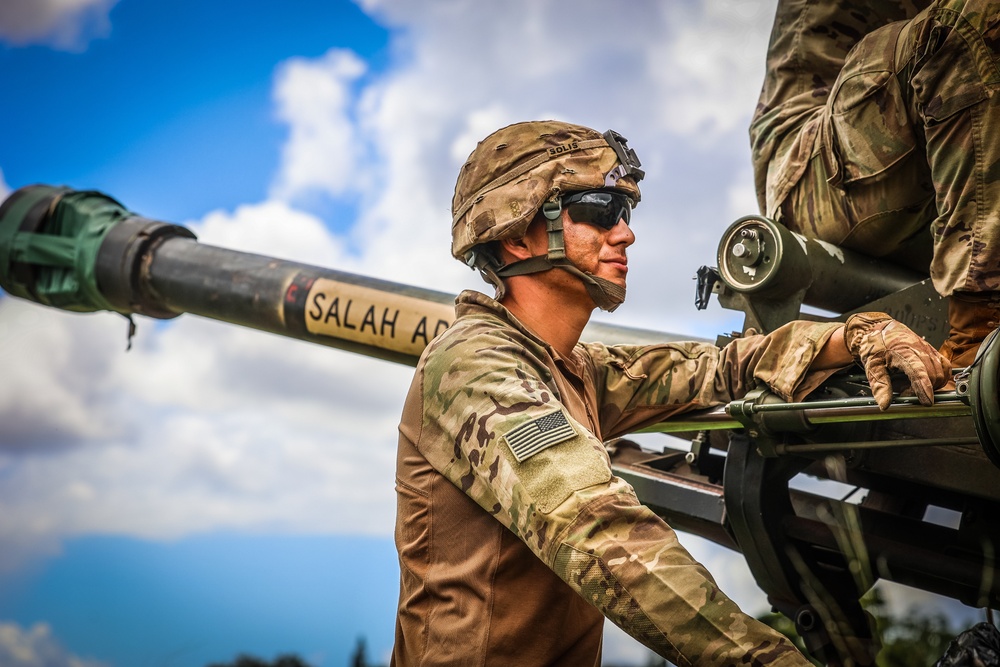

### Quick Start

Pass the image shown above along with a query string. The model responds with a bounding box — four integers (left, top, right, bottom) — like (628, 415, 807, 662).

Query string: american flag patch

(503, 409, 577, 463)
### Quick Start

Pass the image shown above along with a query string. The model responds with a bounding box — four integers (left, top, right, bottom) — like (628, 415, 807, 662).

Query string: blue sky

(0, 1, 982, 666)
(0, 0, 387, 223)
(0, 534, 399, 666)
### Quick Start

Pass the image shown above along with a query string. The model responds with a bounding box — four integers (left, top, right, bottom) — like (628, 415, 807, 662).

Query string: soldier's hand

(844, 312, 951, 410)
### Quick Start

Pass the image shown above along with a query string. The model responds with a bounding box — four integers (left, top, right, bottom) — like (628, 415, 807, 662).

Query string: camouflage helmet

(451, 120, 643, 260)
(450, 120, 644, 311)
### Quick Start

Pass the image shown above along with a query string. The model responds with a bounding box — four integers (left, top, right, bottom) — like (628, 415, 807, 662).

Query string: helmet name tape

(547, 141, 580, 157)
(452, 136, 607, 226)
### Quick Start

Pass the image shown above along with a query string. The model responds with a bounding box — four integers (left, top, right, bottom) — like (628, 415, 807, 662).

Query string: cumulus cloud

(4, 1, 974, 660)
(0, 0, 784, 608)
(647, 0, 776, 137)
(270, 49, 370, 202)
(0, 622, 106, 667)
(0, 299, 131, 454)
(0, 6, 785, 661)
(190, 200, 348, 268)
(0, 0, 118, 51)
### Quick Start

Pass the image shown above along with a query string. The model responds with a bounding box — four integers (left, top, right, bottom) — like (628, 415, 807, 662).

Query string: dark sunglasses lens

(565, 192, 632, 230)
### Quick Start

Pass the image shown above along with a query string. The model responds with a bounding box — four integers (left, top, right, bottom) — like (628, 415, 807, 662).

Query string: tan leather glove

(844, 312, 951, 410)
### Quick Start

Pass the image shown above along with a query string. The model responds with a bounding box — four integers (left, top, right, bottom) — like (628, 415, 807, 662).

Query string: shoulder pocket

(500, 415, 611, 514)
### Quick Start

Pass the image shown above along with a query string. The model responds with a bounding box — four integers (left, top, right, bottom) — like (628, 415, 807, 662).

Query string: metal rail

(638, 392, 971, 435)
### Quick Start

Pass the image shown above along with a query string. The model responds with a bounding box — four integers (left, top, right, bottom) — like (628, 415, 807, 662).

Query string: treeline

(206, 605, 994, 667)
(206, 637, 385, 667)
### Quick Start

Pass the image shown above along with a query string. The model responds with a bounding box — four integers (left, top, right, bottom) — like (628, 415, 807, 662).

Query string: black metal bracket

(723, 432, 879, 665)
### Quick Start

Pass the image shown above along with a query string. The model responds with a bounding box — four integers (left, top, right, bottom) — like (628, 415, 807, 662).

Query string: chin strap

(463, 197, 626, 312)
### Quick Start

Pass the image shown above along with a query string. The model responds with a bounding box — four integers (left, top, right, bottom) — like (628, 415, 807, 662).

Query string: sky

(0, 1, 984, 666)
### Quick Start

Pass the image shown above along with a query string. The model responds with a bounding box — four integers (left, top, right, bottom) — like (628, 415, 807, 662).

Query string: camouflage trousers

(750, 0, 1000, 297)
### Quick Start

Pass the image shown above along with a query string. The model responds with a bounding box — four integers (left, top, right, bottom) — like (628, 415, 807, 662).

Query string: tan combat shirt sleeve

(415, 316, 837, 666)
(584, 319, 844, 438)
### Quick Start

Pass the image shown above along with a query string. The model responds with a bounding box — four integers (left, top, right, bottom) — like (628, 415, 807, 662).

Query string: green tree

(876, 613, 954, 667)
(757, 590, 960, 667)
(351, 636, 389, 667)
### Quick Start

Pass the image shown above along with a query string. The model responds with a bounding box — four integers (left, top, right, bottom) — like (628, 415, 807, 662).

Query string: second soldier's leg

(908, 1, 1000, 365)
(777, 7, 939, 274)
(750, 0, 930, 224)
(761, 0, 1000, 365)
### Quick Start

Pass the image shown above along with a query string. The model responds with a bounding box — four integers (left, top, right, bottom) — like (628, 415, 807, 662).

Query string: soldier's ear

(499, 235, 533, 262)
(499, 216, 548, 262)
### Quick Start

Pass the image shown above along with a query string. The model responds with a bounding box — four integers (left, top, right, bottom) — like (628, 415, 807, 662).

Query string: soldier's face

(563, 208, 635, 290)
(515, 207, 635, 309)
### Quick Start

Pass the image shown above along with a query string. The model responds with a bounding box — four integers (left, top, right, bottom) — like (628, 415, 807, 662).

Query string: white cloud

(0, 622, 107, 667)
(727, 167, 762, 223)
(646, 0, 776, 137)
(189, 200, 348, 268)
(0, 0, 118, 51)
(0, 299, 131, 452)
(0, 300, 413, 570)
(270, 49, 370, 202)
(260, 0, 776, 337)
(0, 8, 777, 660)
(0, 169, 10, 201)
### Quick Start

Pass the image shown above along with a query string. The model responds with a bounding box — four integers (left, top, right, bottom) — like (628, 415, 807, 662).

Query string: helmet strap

(572, 267, 626, 312)
(464, 248, 507, 300)
(540, 198, 567, 261)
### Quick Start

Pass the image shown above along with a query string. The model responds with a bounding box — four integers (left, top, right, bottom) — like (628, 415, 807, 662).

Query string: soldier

(751, 0, 1000, 368)
(391, 120, 949, 666)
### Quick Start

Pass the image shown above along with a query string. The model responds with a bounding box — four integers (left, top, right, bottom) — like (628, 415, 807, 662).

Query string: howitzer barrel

(116, 222, 457, 365)
(0, 185, 455, 365)
(0, 185, 680, 365)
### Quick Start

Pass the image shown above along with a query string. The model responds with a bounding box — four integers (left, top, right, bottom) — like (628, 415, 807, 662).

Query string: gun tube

(130, 228, 458, 366)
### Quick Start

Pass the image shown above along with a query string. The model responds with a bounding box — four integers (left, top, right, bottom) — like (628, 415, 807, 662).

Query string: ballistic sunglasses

(561, 190, 634, 230)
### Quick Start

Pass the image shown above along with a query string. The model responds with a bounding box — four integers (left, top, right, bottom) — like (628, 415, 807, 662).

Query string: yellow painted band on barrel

(304, 278, 454, 357)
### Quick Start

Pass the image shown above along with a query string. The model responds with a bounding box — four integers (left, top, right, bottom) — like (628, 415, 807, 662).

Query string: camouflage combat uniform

(392, 290, 841, 666)
(751, 0, 1000, 298)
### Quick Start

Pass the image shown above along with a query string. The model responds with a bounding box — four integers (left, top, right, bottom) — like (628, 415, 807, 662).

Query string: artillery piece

(2, 184, 998, 665)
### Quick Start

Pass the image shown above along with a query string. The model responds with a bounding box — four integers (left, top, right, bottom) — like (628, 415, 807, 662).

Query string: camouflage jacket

(392, 291, 840, 666)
